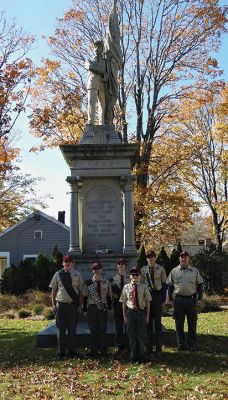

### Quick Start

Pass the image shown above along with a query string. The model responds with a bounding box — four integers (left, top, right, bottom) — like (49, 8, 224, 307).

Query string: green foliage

(34, 253, 52, 291)
(42, 307, 55, 320)
(170, 243, 182, 268)
(1, 265, 18, 294)
(1, 246, 63, 295)
(157, 247, 171, 276)
(32, 304, 44, 315)
(192, 249, 228, 293)
(50, 245, 63, 275)
(137, 245, 147, 269)
(2, 259, 36, 295)
(18, 309, 32, 318)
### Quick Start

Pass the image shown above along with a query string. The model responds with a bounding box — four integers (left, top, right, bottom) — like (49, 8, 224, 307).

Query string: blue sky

(1, 0, 227, 225)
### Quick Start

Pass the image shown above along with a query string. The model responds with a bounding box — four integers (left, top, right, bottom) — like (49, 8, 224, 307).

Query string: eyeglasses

(131, 273, 140, 276)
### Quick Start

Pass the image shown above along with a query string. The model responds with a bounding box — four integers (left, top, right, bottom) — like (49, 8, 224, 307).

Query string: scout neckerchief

(58, 269, 79, 306)
(143, 265, 155, 292)
(86, 279, 106, 311)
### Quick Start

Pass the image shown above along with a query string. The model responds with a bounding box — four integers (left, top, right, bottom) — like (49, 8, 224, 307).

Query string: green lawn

(0, 312, 227, 399)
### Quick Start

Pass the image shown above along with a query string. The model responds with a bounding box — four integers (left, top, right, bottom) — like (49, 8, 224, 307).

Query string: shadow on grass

(0, 326, 227, 374)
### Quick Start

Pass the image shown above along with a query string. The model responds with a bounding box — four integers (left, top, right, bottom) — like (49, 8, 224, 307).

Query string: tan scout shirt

(111, 274, 130, 299)
(119, 282, 152, 310)
(141, 263, 167, 290)
(49, 269, 84, 303)
(84, 277, 112, 306)
(167, 265, 203, 297)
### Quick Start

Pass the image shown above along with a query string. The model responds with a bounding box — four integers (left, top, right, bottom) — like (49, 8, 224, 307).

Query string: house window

(34, 230, 42, 239)
(0, 252, 10, 279)
(23, 254, 37, 263)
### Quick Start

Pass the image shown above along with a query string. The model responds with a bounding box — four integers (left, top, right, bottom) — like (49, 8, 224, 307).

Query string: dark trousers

(56, 302, 78, 355)
(113, 299, 128, 349)
(87, 304, 107, 351)
(126, 309, 146, 361)
(174, 297, 197, 349)
(146, 292, 162, 352)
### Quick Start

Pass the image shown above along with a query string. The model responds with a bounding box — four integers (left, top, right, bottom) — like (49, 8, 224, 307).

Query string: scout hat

(63, 255, 73, 262)
(146, 250, 156, 258)
(92, 261, 102, 270)
(130, 267, 140, 275)
(180, 251, 189, 258)
(117, 258, 126, 265)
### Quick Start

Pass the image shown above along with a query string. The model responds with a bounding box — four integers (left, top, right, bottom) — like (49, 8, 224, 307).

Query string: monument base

(36, 315, 173, 348)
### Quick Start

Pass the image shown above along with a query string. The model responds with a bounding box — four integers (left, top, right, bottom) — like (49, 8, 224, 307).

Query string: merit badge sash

(86, 279, 106, 311)
(58, 269, 80, 306)
(143, 265, 155, 293)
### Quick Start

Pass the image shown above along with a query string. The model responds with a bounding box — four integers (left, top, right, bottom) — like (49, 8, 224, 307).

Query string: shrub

(43, 307, 55, 320)
(157, 247, 172, 276)
(0, 294, 26, 313)
(32, 304, 44, 315)
(192, 249, 228, 293)
(18, 309, 32, 319)
(23, 290, 51, 307)
(0, 312, 15, 319)
(202, 294, 223, 312)
(137, 245, 147, 269)
(34, 253, 52, 291)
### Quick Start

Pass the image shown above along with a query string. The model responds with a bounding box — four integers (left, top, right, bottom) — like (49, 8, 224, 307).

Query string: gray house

(0, 210, 69, 279)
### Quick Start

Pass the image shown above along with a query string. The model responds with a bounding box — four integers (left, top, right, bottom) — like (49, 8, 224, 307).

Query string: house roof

(0, 210, 70, 238)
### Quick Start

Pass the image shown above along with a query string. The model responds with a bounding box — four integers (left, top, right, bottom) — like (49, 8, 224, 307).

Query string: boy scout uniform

(110, 272, 129, 351)
(83, 277, 112, 354)
(120, 282, 151, 362)
(141, 262, 167, 354)
(167, 264, 203, 350)
(49, 269, 84, 357)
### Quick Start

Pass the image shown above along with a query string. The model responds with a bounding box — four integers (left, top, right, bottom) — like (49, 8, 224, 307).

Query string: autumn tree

(29, 0, 227, 243)
(134, 135, 198, 247)
(0, 13, 46, 230)
(171, 86, 228, 252)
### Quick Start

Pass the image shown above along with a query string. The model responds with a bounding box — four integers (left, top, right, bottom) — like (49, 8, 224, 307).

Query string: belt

(127, 307, 145, 312)
(176, 294, 196, 299)
(57, 301, 73, 305)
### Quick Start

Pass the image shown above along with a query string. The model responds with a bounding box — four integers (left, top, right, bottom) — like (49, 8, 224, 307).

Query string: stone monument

(60, 0, 139, 278)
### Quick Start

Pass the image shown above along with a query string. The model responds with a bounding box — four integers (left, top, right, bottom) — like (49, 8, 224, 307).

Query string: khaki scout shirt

(49, 269, 84, 303)
(141, 263, 167, 290)
(119, 282, 152, 310)
(166, 265, 203, 298)
(111, 274, 130, 299)
(84, 277, 112, 306)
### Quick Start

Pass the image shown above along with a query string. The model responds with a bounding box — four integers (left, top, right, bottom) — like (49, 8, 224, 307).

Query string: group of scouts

(49, 250, 204, 362)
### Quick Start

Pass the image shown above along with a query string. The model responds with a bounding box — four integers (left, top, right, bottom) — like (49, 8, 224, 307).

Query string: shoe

(88, 349, 98, 358)
(177, 345, 186, 351)
(56, 352, 66, 359)
(100, 348, 108, 357)
(68, 352, 81, 359)
(189, 348, 197, 352)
